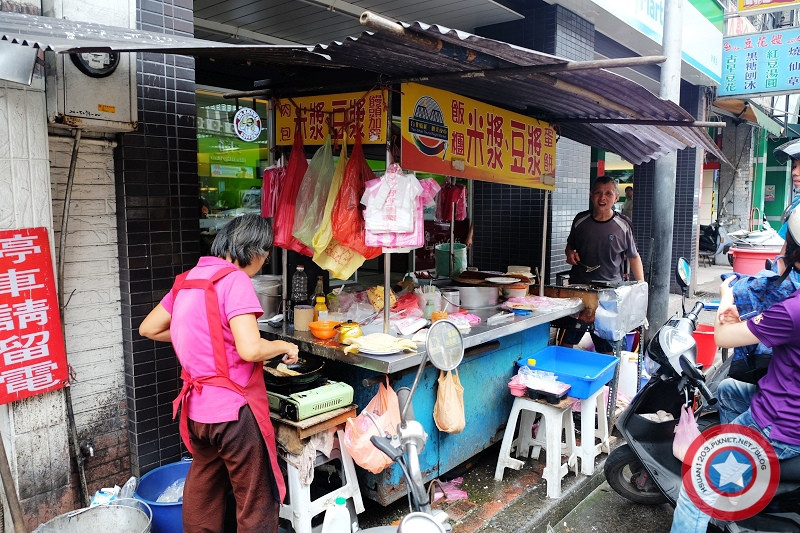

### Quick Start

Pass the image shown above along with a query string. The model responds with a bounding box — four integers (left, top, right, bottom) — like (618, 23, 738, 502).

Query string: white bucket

(618, 351, 640, 399)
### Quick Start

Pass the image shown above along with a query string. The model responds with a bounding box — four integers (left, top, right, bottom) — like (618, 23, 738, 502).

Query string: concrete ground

(355, 262, 733, 533)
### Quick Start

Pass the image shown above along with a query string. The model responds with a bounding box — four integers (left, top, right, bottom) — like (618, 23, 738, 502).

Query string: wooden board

(271, 404, 357, 440)
(535, 285, 599, 322)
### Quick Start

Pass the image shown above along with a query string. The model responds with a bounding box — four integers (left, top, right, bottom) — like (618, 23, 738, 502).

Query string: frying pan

(263, 353, 326, 388)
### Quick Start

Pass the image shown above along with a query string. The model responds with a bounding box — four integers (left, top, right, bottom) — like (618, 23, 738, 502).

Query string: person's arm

(229, 313, 300, 363)
(629, 255, 644, 281)
(714, 277, 759, 348)
(139, 304, 173, 343)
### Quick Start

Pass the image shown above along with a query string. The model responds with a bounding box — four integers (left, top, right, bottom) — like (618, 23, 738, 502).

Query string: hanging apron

(169, 266, 287, 502)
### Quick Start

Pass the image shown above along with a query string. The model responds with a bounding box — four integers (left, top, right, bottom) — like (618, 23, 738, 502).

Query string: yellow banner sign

(275, 89, 388, 145)
(737, 0, 800, 12)
(400, 83, 556, 189)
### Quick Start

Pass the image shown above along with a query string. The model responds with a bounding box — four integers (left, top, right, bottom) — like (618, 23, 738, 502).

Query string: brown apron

(170, 266, 286, 502)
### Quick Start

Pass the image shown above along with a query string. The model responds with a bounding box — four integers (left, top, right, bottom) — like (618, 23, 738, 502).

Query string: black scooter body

(612, 330, 800, 531)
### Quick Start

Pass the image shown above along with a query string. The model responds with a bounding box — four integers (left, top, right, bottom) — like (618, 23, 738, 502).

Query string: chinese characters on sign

(274, 89, 388, 145)
(400, 83, 556, 189)
(720, 27, 800, 97)
(0, 228, 68, 404)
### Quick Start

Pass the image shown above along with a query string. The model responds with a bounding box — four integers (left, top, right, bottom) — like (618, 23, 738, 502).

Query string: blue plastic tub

(521, 346, 619, 399)
(134, 460, 191, 533)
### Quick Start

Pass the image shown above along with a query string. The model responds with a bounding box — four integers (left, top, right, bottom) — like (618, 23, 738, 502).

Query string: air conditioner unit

(43, 0, 137, 132)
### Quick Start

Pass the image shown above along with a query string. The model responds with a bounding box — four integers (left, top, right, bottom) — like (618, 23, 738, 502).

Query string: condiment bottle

(313, 296, 328, 321)
(424, 298, 435, 320)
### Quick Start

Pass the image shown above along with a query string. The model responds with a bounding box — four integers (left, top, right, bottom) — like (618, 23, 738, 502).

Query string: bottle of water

(290, 265, 308, 321)
(321, 497, 351, 533)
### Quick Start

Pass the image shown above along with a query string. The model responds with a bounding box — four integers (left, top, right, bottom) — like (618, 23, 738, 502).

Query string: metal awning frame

(0, 10, 729, 166)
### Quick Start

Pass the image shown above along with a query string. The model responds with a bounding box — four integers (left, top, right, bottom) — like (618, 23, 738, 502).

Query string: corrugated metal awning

(0, 11, 727, 166)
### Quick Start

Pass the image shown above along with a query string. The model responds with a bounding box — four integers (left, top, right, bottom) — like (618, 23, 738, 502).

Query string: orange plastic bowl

(308, 320, 341, 340)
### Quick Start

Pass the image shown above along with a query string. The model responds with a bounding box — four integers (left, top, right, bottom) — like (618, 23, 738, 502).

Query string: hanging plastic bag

(672, 404, 701, 463)
(261, 166, 285, 218)
(311, 144, 367, 279)
(293, 135, 335, 247)
(331, 135, 382, 259)
(343, 378, 401, 474)
(274, 126, 313, 256)
(433, 369, 466, 434)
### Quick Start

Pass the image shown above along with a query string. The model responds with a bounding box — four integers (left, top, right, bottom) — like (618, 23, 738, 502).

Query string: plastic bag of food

(331, 136, 382, 259)
(293, 135, 335, 247)
(274, 126, 313, 256)
(367, 286, 397, 311)
(343, 378, 401, 474)
(672, 404, 701, 463)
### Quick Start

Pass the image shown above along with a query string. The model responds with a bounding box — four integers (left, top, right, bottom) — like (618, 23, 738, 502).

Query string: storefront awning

(712, 98, 783, 137)
(0, 10, 728, 166)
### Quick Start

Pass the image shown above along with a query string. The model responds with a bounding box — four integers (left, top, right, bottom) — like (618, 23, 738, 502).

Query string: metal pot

(455, 286, 499, 309)
(263, 353, 325, 389)
(252, 275, 282, 319)
(335, 320, 362, 343)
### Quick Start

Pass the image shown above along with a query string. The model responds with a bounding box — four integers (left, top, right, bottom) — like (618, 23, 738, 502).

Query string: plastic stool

(494, 395, 578, 498)
(279, 429, 365, 533)
(575, 387, 610, 475)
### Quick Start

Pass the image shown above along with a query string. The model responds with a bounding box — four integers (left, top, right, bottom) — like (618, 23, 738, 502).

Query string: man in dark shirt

(560, 176, 644, 352)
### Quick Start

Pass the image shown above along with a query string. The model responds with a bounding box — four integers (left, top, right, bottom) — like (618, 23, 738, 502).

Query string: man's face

(792, 159, 800, 189)
(591, 182, 619, 216)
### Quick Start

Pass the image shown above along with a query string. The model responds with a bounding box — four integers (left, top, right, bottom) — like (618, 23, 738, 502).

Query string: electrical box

(43, 0, 137, 132)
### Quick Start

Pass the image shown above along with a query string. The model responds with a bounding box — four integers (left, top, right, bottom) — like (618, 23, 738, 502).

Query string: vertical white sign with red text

(0, 228, 68, 404)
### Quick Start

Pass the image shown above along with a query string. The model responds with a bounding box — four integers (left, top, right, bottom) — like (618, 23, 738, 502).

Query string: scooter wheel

(604, 444, 668, 505)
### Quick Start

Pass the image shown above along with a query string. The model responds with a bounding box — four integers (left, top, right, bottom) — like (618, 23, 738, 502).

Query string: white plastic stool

(575, 387, 610, 475)
(280, 429, 365, 533)
(494, 395, 578, 498)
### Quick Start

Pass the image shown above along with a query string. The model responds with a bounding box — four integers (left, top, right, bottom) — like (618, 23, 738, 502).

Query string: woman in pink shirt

(140, 214, 299, 532)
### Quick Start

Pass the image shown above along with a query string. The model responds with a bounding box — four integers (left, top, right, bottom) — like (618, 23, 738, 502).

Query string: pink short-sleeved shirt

(160, 256, 264, 423)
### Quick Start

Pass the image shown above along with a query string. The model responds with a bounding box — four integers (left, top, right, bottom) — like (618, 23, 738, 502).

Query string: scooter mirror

(676, 257, 691, 290)
(425, 320, 464, 371)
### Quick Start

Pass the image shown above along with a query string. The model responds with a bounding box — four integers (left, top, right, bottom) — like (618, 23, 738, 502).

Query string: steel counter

(257, 301, 583, 373)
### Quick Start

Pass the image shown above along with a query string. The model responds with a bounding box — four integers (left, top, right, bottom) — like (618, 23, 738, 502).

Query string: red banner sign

(0, 228, 68, 404)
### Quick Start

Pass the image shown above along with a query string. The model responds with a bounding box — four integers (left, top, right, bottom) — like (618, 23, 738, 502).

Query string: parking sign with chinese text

(0, 228, 68, 404)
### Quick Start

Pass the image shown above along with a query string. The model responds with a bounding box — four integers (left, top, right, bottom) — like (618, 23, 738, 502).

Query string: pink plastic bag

(342, 378, 401, 474)
(673, 404, 701, 463)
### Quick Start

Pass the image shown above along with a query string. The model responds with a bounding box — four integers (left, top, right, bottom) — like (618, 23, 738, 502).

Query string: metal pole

(647, 0, 683, 337)
(539, 190, 549, 296)
(384, 88, 393, 335)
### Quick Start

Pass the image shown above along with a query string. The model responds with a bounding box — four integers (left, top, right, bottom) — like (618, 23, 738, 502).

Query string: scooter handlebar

(697, 379, 718, 406)
(686, 301, 705, 325)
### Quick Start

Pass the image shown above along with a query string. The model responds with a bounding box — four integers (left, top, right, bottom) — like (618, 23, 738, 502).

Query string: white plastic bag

(672, 404, 701, 463)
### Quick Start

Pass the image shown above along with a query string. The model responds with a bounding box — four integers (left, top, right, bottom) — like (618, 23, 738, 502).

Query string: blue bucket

(134, 460, 191, 533)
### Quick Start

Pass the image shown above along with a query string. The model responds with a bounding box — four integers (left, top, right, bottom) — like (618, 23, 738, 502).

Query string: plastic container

(321, 496, 350, 533)
(618, 350, 639, 399)
(434, 243, 467, 278)
(134, 460, 191, 533)
(730, 247, 782, 275)
(520, 346, 619, 399)
(33, 499, 152, 533)
(692, 323, 717, 367)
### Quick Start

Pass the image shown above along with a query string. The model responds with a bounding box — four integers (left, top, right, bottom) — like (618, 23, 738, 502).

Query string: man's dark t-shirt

(567, 211, 638, 285)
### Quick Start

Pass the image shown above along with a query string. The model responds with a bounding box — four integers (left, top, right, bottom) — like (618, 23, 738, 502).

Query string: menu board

(0, 228, 68, 404)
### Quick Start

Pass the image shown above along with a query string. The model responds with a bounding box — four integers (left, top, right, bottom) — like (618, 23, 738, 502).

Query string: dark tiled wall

(474, 2, 593, 282)
(631, 84, 703, 292)
(115, 0, 197, 475)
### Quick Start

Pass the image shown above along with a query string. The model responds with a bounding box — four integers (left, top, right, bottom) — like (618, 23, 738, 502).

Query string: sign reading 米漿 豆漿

(400, 83, 556, 190)
(720, 27, 800, 98)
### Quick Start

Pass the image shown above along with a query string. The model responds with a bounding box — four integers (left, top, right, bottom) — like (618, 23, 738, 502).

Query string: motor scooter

(358, 319, 464, 533)
(605, 258, 800, 532)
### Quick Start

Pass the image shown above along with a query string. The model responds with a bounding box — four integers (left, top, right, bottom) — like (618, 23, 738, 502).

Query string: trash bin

(434, 243, 467, 278)
(134, 460, 191, 533)
(730, 247, 782, 275)
(33, 499, 151, 533)
(692, 324, 717, 368)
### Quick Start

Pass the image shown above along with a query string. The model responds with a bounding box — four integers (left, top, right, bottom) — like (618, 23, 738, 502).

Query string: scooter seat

(779, 455, 800, 482)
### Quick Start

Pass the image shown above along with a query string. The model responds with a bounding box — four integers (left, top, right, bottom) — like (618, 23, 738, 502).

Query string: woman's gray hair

(210, 214, 273, 267)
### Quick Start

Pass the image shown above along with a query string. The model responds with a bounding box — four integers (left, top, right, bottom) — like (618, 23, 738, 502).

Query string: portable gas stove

(267, 380, 354, 422)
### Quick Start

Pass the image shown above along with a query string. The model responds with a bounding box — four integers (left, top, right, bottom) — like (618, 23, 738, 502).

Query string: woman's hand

(277, 341, 299, 364)
(716, 277, 740, 325)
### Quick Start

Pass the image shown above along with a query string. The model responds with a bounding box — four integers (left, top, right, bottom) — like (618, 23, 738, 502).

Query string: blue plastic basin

(134, 460, 191, 533)
(521, 346, 619, 399)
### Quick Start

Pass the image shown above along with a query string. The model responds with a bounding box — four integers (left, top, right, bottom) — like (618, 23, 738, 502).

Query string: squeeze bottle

(321, 497, 351, 533)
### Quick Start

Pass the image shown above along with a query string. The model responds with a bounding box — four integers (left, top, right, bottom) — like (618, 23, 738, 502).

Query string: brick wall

(116, 0, 198, 474)
(50, 135, 130, 496)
